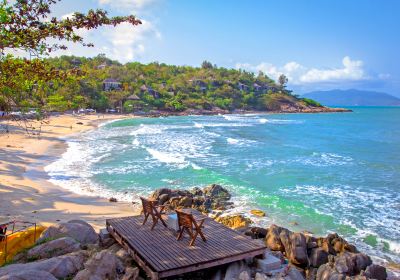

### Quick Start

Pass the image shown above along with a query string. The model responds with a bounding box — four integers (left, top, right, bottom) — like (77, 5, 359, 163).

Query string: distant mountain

(302, 89, 400, 106)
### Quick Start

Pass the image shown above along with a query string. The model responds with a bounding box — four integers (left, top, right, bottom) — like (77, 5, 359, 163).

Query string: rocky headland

(0, 184, 396, 280)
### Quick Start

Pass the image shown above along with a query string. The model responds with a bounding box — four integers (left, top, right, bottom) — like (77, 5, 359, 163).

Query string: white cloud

(98, 0, 157, 11)
(236, 56, 369, 85)
(300, 56, 365, 83)
(102, 20, 160, 62)
(61, 13, 75, 20)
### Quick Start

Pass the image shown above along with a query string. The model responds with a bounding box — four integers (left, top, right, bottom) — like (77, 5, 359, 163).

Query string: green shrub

(302, 98, 322, 107)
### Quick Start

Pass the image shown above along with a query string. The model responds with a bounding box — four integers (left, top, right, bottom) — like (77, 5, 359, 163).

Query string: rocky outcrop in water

(150, 184, 233, 213)
(215, 215, 252, 230)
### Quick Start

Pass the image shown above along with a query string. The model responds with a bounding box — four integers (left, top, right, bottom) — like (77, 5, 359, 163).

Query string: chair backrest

(140, 197, 154, 214)
(176, 210, 193, 228)
(0, 224, 7, 241)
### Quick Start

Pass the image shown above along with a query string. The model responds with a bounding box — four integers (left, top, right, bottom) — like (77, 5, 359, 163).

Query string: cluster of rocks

(0, 220, 139, 280)
(150, 184, 233, 213)
(248, 224, 388, 280)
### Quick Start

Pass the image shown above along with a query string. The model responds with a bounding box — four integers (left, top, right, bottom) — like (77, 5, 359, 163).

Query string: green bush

(302, 98, 322, 107)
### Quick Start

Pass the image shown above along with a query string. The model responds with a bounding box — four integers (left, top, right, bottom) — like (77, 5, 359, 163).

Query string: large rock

(204, 184, 231, 200)
(244, 227, 268, 239)
(316, 263, 346, 280)
(319, 238, 336, 255)
(309, 248, 329, 268)
(215, 215, 252, 230)
(285, 265, 306, 280)
(158, 193, 170, 205)
(27, 237, 81, 260)
(289, 232, 308, 266)
(191, 187, 204, 196)
(0, 270, 57, 280)
(255, 273, 268, 280)
(265, 224, 286, 252)
(121, 267, 139, 280)
(238, 270, 251, 280)
(334, 252, 372, 276)
(179, 196, 193, 208)
(0, 251, 89, 279)
(279, 229, 308, 267)
(37, 220, 98, 245)
(74, 250, 124, 280)
(250, 209, 266, 217)
(256, 255, 281, 273)
(150, 185, 232, 213)
(364, 264, 387, 280)
(224, 261, 250, 280)
(150, 188, 172, 200)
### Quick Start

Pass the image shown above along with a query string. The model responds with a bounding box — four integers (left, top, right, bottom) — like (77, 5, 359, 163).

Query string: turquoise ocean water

(46, 107, 400, 264)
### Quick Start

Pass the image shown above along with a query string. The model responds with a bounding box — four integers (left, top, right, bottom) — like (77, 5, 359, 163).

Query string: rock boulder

(215, 215, 252, 230)
(309, 248, 329, 268)
(364, 264, 387, 280)
(265, 224, 286, 252)
(0, 270, 57, 280)
(204, 184, 231, 200)
(73, 250, 124, 280)
(37, 220, 98, 245)
(0, 251, 89, 279)
(27, 237, 81, 260)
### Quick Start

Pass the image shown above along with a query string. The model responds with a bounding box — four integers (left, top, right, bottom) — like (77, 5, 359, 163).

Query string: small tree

(278, 74, 288, 89)
(0, 0, 141, 113)
(201, 60, 213, 69)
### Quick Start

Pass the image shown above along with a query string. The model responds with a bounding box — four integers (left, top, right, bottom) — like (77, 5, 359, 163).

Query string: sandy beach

(0, 114, 140, 231)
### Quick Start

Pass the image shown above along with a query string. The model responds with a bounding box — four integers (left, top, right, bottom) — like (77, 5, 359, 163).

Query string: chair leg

(159, 216, 168, 228)
(190, 231, 199, 246)
(151, 215, 158, 230)
(177, 227, 184, 241)
(198, 230, 207, 242)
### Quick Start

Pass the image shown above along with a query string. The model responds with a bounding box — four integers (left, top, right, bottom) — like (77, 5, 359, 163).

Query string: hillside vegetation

(30, 55, 336, 114)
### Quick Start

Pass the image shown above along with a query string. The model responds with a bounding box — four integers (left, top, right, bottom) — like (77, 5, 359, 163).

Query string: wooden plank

(107, 223, 159, 280)
(159, 247, 265, 278)
(111, 219, 171, 271)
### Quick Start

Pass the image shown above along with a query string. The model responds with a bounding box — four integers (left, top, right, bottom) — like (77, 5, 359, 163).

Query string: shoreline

(0, 108, 349, 231)
(0, 114, 140, 231)
(1, 111, 398, 273)
(124, 106, 352, 118)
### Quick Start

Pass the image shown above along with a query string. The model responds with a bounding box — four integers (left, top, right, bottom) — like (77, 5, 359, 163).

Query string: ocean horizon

(45, 107, 400, 265)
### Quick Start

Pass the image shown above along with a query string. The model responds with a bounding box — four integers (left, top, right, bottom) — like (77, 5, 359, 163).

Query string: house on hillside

(140, 84, 160, 99)
(237, 82, 250, 91)
(126, 94, 141, 101)
(189, 79, 208, 92)
(103, 78, 122, 91)
(96, 63, 107, 70)
(253, 83, 263, 92)
(71, 59, 82, 66)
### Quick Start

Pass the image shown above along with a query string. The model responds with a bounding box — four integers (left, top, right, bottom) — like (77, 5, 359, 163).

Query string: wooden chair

(139, 197, 168, 230)
(176, 209, 206, 246)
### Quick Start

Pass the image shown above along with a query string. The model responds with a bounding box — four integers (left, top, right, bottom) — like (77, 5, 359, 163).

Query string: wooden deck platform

(106, 213, 266, 279)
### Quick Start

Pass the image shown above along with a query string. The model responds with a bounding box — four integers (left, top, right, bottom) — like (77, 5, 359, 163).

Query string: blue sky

(30, 0, 400, 95)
